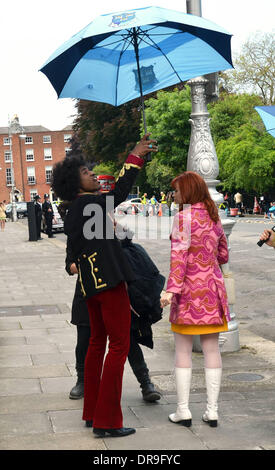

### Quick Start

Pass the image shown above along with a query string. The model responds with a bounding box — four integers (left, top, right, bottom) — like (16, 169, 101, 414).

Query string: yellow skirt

(171, 316, 228, 335)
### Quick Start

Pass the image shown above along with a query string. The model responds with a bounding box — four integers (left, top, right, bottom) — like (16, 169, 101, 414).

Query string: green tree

(216, 123, 275, 193)
(208, 93, 263, 143)
(142, 86, 191, 190)
(145, 159, 177, 193)
(73, 99, 141, 167)
(92, 161, 119, 178)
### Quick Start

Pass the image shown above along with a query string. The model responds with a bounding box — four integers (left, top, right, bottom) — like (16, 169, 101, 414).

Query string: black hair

(51, 154, 88, 201)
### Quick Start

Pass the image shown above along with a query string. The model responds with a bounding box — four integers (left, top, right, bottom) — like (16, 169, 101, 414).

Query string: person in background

(160, 191, 168, 215)
(141, 193, 148, 217)
(161, 171, 230, 428)
(34, 195, 42, 240)
(150, 195, 158, 215)
(259, 193, 271, 218)
(0, 202, 6, 231)
(234, 191, 242, 214)
(160, 191, 167, 204)
(266, 202, 275, 219)
(42, 194, 55, 238)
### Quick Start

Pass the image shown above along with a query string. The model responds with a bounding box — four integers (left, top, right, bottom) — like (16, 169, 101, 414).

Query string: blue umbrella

(255, 106, 275, 138)
(40, 6, 233, 130)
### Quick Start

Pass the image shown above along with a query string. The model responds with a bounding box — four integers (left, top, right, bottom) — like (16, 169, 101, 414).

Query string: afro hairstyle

(51, 154, 93, 202)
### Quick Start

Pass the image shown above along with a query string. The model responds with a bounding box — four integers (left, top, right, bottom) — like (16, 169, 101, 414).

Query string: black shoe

(142, 383, 161, 402)
(133, 367, 162, 403)
(93, 427, 136, 438)
(69, 381, 84, 399)
(85, 420, 93, 428)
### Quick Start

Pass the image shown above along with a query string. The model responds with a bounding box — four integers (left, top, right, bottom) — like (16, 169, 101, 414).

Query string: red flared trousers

(82, 282, 131, 429)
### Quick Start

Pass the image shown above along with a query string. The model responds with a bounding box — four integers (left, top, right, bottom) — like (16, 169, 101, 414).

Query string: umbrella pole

(133, 28, 151, 161)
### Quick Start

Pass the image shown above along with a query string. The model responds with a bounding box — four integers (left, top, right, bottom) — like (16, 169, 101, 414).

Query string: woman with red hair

(161, 171, 230, 428)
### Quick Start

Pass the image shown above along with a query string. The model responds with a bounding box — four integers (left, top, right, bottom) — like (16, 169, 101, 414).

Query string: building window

(64, 134, 72, 143)
(45, 166, 53, 184)
(3, 137, 11, 145)
(43, 135, 51, 143)
(27, 167, 36, 185)
(25, 136, 33, 144)
(44, 148, 52, 160)
(30, 190, 38, 201)
(6, 168, 12, 186)
(26, 149, 34, 161)
(5, 151, 12, 162)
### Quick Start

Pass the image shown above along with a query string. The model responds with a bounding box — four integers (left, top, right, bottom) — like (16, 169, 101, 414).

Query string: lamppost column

(8, 124, 17, 222)
(186, 1, 239, 353)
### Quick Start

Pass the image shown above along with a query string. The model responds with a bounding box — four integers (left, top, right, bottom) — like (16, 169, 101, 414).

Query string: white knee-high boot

(202, 368, 222, 427)
(169, 367, 192, 427)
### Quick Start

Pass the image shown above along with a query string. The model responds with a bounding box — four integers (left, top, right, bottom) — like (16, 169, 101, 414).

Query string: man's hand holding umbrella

(131, 134, 158, 158)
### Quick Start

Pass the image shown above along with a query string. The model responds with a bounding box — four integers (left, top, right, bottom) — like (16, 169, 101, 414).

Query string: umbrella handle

(133, 28, 151, 162)
(141, 106, 151, 162)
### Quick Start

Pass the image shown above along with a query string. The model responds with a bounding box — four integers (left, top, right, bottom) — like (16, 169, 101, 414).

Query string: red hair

(171, 171, 219, 223)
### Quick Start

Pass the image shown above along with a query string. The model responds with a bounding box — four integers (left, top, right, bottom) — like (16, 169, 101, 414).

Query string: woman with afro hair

(52, 134, 157, 438)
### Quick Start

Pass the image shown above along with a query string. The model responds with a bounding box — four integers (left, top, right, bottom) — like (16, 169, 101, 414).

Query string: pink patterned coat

(167, 203, 230, 326)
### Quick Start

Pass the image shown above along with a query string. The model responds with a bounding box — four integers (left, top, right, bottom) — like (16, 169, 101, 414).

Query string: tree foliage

(222, 32, 275, 105)
(208, 94, 275, 193)
(208, 93, 262, 143)
(73, 99, 141, 168)
(143, 86, 191, 175)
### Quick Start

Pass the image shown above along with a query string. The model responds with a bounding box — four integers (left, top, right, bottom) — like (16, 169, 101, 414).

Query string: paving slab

(40, 376, 76, 394)
(0, 364, 70, 379)
(0, 393, 83, 414)
(0, 431, 106, 450)
(0, 412, 52, 437)
(104, 425, 207, 451)
(0, 378, 41, 396)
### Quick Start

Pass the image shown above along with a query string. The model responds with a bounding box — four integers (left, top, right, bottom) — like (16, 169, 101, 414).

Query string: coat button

(94, 268, 98, 272)
(83, 254, 87, 258)
(92, 258, 96, 262)
(98, 278, 102, 283)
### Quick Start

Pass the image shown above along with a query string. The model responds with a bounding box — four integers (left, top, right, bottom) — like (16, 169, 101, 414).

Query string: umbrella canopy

(40, 6, 233, 107)
(255, 106, 275, 138)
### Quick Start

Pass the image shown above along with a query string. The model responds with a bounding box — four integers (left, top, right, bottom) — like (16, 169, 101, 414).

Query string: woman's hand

(131, 133, 158, 158)
(160, 291, 173, 308)
(70, 263, 78, 275)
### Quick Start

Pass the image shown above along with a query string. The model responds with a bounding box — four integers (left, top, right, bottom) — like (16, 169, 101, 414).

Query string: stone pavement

(0, 220, 275, 452)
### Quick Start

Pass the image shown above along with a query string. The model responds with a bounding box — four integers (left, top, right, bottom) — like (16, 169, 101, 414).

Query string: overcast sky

(1, 0, 274, 130)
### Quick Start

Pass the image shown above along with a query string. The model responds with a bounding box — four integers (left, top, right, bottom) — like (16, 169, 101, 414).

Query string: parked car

(41, 202, 64, 232)
(116, 198, 143, 214)
(5, 202, 28, 219)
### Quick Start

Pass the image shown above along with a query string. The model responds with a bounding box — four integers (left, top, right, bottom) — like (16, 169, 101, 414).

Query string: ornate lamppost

(8, 116, 26, 222)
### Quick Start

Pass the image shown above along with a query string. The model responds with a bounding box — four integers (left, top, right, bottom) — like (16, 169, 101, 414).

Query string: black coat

(42, 200, 54, 220)
(66, 238, 165, 349)
(65, 238, 90, 326)
(64, 159, 143, 299)
(122, 239, 165, 348)
(34, 202, 42, 221)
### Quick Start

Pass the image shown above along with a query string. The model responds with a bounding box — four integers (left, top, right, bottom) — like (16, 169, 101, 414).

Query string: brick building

(0, 115, 73, 203)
